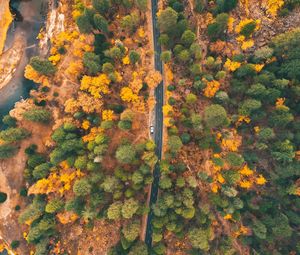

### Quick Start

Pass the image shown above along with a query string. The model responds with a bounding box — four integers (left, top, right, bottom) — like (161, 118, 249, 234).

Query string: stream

(0, 0, 48, 123)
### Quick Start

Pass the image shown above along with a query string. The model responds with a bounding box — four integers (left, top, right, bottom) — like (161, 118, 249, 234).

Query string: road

(145, 0, 164, 247)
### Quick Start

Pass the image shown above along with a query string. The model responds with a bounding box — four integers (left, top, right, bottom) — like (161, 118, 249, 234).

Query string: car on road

(150, 126, 154, 134)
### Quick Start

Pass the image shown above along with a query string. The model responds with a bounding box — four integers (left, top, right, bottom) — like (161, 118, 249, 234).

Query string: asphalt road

(145, 0, 164, 247)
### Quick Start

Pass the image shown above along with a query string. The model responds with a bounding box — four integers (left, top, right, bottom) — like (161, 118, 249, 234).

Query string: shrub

(204, 104, 228, 128)
(10, 240, 20, 249)
(29, 56, 56, 75)
(157, 7, 178, 33)
(116, 144, 136, 163)
(23, 108, 51, 123)
(73, 178, 91, 196)
(240, 21, 257, 38)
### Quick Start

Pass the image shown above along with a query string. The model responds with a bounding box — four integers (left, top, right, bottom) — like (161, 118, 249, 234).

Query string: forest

(0, 0, 299, 254)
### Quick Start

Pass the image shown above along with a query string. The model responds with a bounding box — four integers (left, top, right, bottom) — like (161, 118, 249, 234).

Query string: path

(145, 0, 164, 247)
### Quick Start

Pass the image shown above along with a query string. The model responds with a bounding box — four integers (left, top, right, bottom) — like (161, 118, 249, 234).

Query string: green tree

(238, 99, 262, 115)
(181, 30, 196, 47)
(122, 220, 140, 241)
(0, 127, 30, 142)
(186, 93, 197, 104)
(157, 7, 178, 33)
(239, 21, 256, 38)
(160, 50, 172, 63)
(167, 135, 183, 153)
(107, 201, 123, 220)
(45, 198, 64, 213)
(83, 52, 101, 75)
(92, 0, 111, 14)
(93, 14, 109, 33)
(23, 108, 51, 123)
(121, 12, 140, 33)
(207, 13, 229, 41)
(129, 241, 148, 255)
(29, 56, 56, 75)
(188, 228, 210, 251)
(2, 115, 17, 127)
(129, 50, 140, 64)
(135, 0, 147, 11)
(73, 178, 91, 196)
(121, 198, 139, 219)
(204, 104, 228, 128)
(116, 144, 136, 164)
(33, 163, 51, 180)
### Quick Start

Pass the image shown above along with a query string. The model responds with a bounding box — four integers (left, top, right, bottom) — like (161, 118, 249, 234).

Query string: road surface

(145, 0, 164, 247)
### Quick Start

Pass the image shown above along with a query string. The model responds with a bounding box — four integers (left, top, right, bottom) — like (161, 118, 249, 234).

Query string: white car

(150, 126, 154, 134)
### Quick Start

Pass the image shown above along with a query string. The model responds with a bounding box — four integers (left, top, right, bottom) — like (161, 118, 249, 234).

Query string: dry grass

(0, 0, 13, 55)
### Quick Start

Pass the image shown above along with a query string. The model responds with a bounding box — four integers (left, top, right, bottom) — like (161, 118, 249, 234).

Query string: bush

(73, 178, 91, 196)
(226, 152, 244, 167)
(83, 52, 101, 75)
(29, 56, 56, 75)
(23, 108, 51, 123)
(122, 221, 140, 241)
(157, 7, 178, 33)
(239, 21, 257, 38)
(160, 51, 172, 63)
(0, 144, 17, 159)
(207, 13, 229, 41)
(167, 135, 183, 153)
(181, 30, 196, 47)
(10, 240, 20, 249)
(0, 127, 30, 142)
(204, 104, 228, 128)
(116, 144, 136, 163)
(129, 50, 140, 64)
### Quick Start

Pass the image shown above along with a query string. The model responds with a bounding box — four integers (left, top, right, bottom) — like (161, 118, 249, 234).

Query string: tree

(45, 198, 64, 213)
(2, 115, 17, 127)
(252, 219, 267, 239)
(135, 0, 147, 11)
(129, 241, 148, 255)
(122, 220, 140, 241)
(157, 7, 178, 33)
(177, 49, 190, 62)
(269, 106, 294, 127)
(186, 93, 197, 104)
(0, 127, 30, 142)
(29, 56, 56, 75)
(271, 140, 295, 163)
(93, 14, 109, 33)
(73, 178, 91, 196)
(204, 104, 228, 128)
(0, 192, 7, 203)
(240, 21, 257, 38)
(76, 14, 93, 33)
(129, 50, 140, 64)
(121, 198, 139, 219)
(116, 144, 136, 164)
(83, 52, 101, 75)
(181, 30, 196, 47)
(188, 228, 210, 251)
(160, 50, 172, 63)
(102, 62, 114, 74)
(33, 162, 51, 180)
(107, 201, 123, 220)
(92, 0, 111, 14)
(121, 12, 140, 33)
(23, 108, 51, 123)
(101, 176, 120, 193)
(207, 13, 229, 41)
(0, 144, 17, 159)
(238, 99, 262, 115)
(167, 135, 183, 153)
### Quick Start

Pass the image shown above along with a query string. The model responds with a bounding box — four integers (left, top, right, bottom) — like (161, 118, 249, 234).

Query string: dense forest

(0, 0, 299, 254)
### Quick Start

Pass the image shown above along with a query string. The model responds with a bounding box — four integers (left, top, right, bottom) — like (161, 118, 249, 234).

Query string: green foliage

(188, 228, 210, 251)
(239, 21, 256, 38)
(157, 7, 178, 33)
(33, 163, 51, 180)
(107, 201, 123, 220)
(0, 127, 30, 142)
(2, 115, 17, 127)
(23, 108, 51, 123)
(116, 144, 136, 164)
(135, 0, 147, 11)
(204, 104, 228, 128)
(167, 135, 183, 153)
(129, 50, 140, 64)
(122, 220, 140, 241)
(160, 50, 172, 63)
(10, 240, 20, 249)
(128, 241, 148, 255)
(19, 196, 46, 224)
(92, 0, 111, 14)
(29, 56, 56, 75)
(121, 11, 140, 33)
(83, 52, 101, 75)
(181, 30, 196, 47)
(207, 13, 229, 41)
(225, 153, 244, 167)
(121, 198, 139, 219)
(0, 144, 17, 158)
(73, 178, 91, 196)
(93, 14, 108, 33)
(45, 198, 64, 213)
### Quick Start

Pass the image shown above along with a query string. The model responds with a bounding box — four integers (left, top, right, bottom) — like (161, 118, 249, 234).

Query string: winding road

(145, 0, 164, 247)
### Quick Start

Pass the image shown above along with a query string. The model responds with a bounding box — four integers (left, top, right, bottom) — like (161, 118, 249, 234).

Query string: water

(0, 0, 48, 123)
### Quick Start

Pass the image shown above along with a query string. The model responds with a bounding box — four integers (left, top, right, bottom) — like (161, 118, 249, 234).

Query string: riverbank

(0, 0, 13, 55)
(0, 35, 25, 91)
